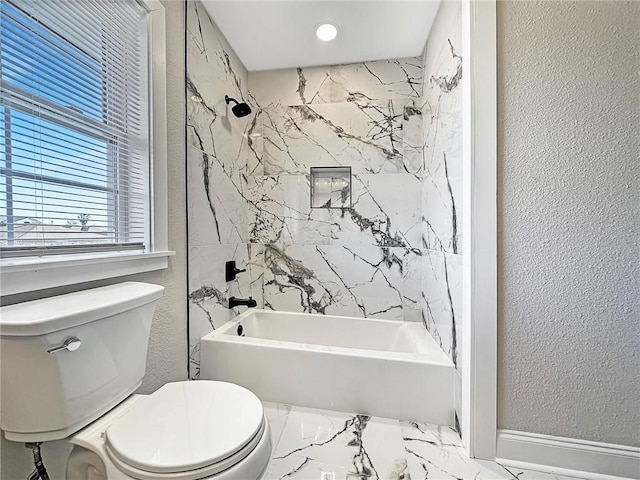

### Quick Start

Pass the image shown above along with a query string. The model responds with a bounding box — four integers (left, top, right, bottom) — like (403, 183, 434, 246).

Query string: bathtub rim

(203, 309, 454, 367)
(226, 308, 427, 328)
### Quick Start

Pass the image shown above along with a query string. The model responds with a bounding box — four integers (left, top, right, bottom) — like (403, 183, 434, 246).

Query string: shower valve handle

(225, 260, 246, 282)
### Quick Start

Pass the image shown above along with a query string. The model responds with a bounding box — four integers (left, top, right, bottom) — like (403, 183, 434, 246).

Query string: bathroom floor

(262, 403, 585, 480)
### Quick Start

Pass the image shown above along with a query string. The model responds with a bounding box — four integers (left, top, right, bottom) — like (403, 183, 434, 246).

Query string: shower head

(225, 95, 252, 118)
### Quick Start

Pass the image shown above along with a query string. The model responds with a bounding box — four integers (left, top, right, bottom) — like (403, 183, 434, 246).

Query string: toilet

(0, 282, 271, 479)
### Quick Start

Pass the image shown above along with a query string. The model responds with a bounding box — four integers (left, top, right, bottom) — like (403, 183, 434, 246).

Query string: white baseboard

(496, 429, 640, 480)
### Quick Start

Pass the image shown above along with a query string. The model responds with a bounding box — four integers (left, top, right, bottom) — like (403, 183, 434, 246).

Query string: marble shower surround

(244, 9, 465, 371)
(185, 2, 428, 374)
(419, 2, 464, 371)
(246, 173, 422, 248)
(262, 244, 421, 320)
(246, 59, 427, 325)
(186, 0, 464, 384)
(249, 58, 422, 108)
(186, 0, 256, 376)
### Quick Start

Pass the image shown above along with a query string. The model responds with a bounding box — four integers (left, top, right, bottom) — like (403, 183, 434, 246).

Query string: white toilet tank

(0, 282, 164, 442)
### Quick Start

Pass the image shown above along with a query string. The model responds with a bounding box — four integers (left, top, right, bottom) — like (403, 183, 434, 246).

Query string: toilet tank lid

(0, 282, 164, 337)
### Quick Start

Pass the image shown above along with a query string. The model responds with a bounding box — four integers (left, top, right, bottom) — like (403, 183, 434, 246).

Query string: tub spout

(228, 296, 257, 309)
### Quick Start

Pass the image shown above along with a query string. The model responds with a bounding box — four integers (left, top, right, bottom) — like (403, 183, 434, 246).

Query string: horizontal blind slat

(1, 194, 148, 212)
(0, 175, 150, 197)
(1, 79, 145, 123)
(1, 107, 149, 160)
(2, 86, 146, 151)
(3, 151, 146, 180)
(0, 25, 105, 84)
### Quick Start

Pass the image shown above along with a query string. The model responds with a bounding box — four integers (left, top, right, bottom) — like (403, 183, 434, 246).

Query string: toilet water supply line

(25, 442, 50, 480)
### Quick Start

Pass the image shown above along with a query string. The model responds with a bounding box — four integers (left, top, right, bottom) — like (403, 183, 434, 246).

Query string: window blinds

(0, 0, 150, 257)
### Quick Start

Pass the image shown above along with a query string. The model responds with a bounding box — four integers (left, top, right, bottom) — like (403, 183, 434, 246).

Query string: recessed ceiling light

(316, 23, 338, 42)
(190, 95, 203, 103)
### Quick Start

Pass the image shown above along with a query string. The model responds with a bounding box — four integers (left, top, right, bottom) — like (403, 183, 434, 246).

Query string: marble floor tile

(265, 406, 408, 480)
(495, 463, 583, 480)
(264, 402, 292, 452)
(262, 403, 588, 480)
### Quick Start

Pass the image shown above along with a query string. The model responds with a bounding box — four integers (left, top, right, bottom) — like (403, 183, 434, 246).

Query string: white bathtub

(200, 309, 455, 426)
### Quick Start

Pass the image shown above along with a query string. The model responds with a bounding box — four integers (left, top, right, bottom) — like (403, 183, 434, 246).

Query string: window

(0, 0, 169, 296)
(0, 0, 150, 258)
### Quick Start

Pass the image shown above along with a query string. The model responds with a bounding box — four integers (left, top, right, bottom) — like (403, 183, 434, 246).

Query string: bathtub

(200, 309, 455, 426)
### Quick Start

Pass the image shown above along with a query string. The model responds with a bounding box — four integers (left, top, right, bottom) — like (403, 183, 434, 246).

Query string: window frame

(0, 0, 172, 296)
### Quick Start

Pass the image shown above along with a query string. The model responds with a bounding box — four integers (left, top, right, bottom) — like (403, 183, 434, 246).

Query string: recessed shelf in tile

(310, 166, 351, 209)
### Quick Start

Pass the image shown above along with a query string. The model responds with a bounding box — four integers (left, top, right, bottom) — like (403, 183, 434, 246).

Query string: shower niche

(310, 166, 351, 209)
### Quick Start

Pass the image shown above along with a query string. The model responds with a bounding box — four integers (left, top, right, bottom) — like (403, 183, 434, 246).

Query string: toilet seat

(105, 419, 267, 480)
(102, 381, 267, 479)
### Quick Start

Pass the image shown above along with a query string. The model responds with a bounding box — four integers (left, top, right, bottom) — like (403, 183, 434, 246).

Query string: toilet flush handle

(47, 336, 82, 354)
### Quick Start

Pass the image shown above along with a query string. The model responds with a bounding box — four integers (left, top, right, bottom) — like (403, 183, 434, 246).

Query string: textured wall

(138, 0, 188, 395)
(0, 1, 187, 477)
(497, 1, 640, 447)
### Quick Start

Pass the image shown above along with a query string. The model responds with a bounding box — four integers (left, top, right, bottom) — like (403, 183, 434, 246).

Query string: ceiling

(201, 1, 441, 72)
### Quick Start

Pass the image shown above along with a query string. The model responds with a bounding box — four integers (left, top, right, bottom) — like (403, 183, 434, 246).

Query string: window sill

(0, 251, 175, 296)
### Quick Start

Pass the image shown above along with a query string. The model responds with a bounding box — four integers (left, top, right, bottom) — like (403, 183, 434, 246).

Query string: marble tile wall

(185, 3, 426, 375)
(186, 1, 259, 376)
(419, 1, 463, 372)
(246, 59, 424, 323)
(418, 0, 464, 427)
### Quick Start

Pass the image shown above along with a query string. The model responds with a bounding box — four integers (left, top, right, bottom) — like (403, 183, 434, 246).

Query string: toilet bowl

(66, 381, 272, 480)
(0, 283, 272, 480)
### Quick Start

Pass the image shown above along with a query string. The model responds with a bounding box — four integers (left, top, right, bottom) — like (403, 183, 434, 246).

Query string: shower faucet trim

(228, 297, 257, 309)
